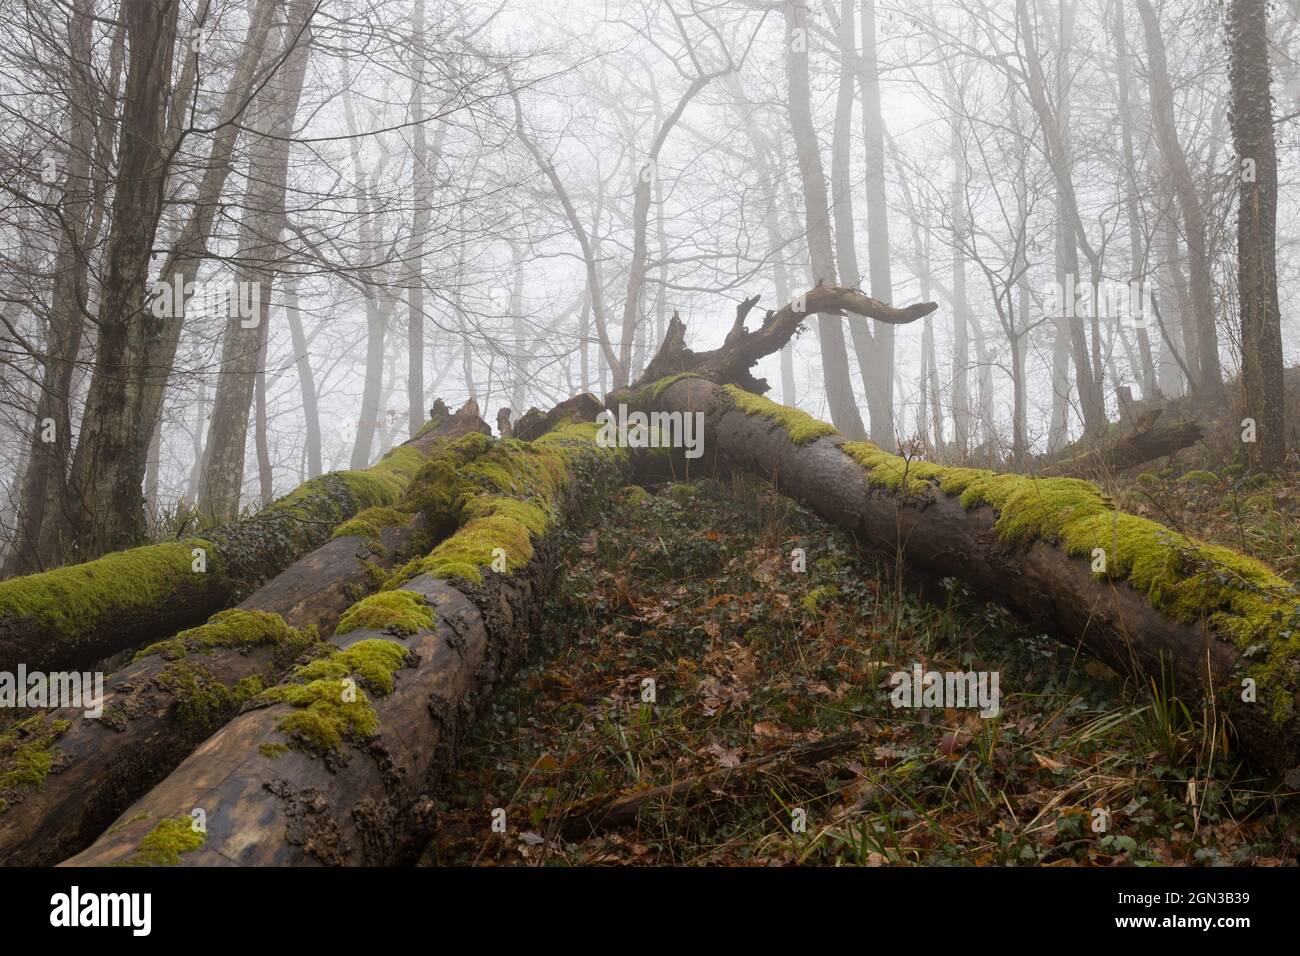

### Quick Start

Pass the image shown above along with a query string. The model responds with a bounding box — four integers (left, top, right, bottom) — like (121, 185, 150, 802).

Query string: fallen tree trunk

(632, 285, 936, 397)
(0, 405, 492, 866)
(64, 415, 629, 866)
(623, 375, 1300, 778)
(0, 399, 482, 675)
(1040, 412, 1204, 478)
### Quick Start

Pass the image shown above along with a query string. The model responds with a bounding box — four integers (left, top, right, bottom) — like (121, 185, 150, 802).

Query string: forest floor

(421, 472, 1300, 866)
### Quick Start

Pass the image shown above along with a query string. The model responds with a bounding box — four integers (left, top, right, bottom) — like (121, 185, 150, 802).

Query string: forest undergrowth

(422, 474, 1300, 866)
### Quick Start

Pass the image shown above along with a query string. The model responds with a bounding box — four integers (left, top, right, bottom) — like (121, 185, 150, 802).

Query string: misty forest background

(0, 0, 1295, 572)
(2, 0, 1300, 868)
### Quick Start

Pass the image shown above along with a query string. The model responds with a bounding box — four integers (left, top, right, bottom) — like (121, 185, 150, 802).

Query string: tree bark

(199, 8, 312, 520)
(54, 0, 181, 560)
(783, 0, 867, 439)
(1112, 0, 1160, 402)
(404, 0, 445, 438)
(858, 0, 896, 448)
(4, 0, 99, 575)
(1135, 0, 1223, 399)
(51, 0, 284, 565)
(63, 417, 628, 866)
(0, 403, 490, 867)
(633, 286, 935, 400)
(0, 400, 477, 677)
(283, 277, 323, 479)
(1229, 0, 1285, 470)
(1039, 416, 1203, 478)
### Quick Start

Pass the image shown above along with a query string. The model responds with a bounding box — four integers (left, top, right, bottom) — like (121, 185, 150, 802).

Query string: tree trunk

(858, 0, 896, 447)
(832, 0, 893, 449)
(1135, 0, 1223, 399)
(1112, 0, 1160, 401)
(1229, 0, 1285, 470)
(255, 334, 274, 508)
(1017, 0, 1107, 435)
(4, 0, 98, 575)
(404, 0, 444, 438)
(616, 69, 717, 389)
(947, 73, 972, 457)
(200, 10, 312, 520)
(0, 397, 471, 677)
(53, 0, 282, 565)
(0, 404, 490, 867)
(783, 0, 866, 439)
(63, 415, 628, 866)
(1039, 416, 1203, 478)
(145, 418, 163, 531)
(54, 0, 181, 560)
(284, 277, 323, 479)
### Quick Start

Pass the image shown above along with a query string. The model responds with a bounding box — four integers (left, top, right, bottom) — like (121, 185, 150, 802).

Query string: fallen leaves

(425, 475, 1295, 869)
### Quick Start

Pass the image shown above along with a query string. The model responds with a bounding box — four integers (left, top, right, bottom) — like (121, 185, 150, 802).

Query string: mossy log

(0, 400, 489, 675)
(63, 422, 630, 866)
(625, 376, 1300, 777)
(0, 413, 495, 866)
(512, 393, 606, 442)
(1040, 414, 1204, 478)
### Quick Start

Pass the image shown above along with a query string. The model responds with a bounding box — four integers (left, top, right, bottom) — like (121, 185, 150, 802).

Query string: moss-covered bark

(63, 420, 629, 866)
(0, 412, 496, 866)
(0, 404, 486, 674)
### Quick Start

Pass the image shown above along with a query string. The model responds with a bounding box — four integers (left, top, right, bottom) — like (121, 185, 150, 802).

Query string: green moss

(136, 608, 316, 662)
(620, 485, 652, 505)
(801, 585, 840, 613)
(721, 385, 838, 445)
(336, 446, 425, 510)
(462, 496, 551, 535)
(841, 442, 949, 496)
(643, 372, 707, 401)
(531, 419, 627, 476)
(414, 513, 537, 585)
(0, 433, 442, 659)
(290, 639, 411, 694)
(0, 714, 70, 812)
(258, 638, 411, 755)
(121, 816, 206, 866)
(0, 539, 220, 648)
(258, 742, 289, 759)
(336, 590, 434, 636)
(331, 506, 409, 541)
(839, 436, 1300, 723)
(401, 432, 496, 527)
(133, 612, 314, 733)
(153, 661, 266, 731)
(389, 422, 624, 589)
